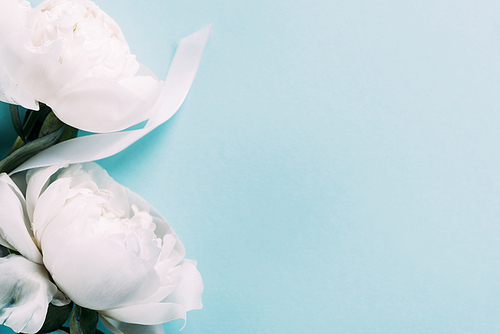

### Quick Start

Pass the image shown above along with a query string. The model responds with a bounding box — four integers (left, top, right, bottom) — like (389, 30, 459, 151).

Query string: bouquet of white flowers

(0, 0, 211, 333)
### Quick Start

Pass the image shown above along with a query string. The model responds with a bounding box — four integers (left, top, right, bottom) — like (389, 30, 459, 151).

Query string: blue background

(2, 0, 500, 333)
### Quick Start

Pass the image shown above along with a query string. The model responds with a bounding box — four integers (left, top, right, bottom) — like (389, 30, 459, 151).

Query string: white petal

(162, 259, 203, 312)
(140, 237, 187, 302)
(0, 173, 28, 213)
(0, 0, 30, 45)
(158, 233, 185, 265)
(51, 290, 71, 306)
(31, 178, 77, 243)
(78, 163, 131, 216)
(0, 174, 42, 264)
(25, 164, 65, 224)
(139, 284, 177, 306)
(0, 254, 57, 334)
(136, 63, 158, 81)
(44, 236, 160, 311)
(47, 76, 162, 133)
(78, 163, 176, 238)
(0, 29, 89, 102)
(124, 187, 179, 243)
(100, 302, 186, 325)
(100, 315, 165, 334)
(33, 183, 107, 248)
(0, 59, 37, 109)
(118, 76, 163, 109)
(0, 231, 15, 250)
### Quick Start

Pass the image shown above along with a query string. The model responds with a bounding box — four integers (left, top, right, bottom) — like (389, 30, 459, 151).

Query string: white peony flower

(0, 0, 164, 133)
(0, 163, 203, 334)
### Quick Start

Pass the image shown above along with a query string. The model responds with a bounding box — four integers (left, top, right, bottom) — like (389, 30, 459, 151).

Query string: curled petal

(0, 29, 89, 102)
(52, 290, 71, 307)
(32, 177, 77, 244)
(0, 231, 14, 251)
(100, 302, 186, 326)
(47, 76, 163, 133)
(124, 187, 178, 242)
(64, 163, 131, 216)
(44, 236, 160, 311)
(118, 76, 164, 107)
(70, 163, 179, 240)
(0, 174, 42, 264)
(100, 315, 165, 334)
(25, 164, 66, 224)
(137, 63, 158, 80)
(0, 254, 58, 334)
(162, 259, 203, 312)
(0, 59, 37, 109)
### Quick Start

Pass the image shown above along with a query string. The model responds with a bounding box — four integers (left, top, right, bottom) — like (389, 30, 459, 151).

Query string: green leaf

(69, 305, 98, 334)
(0, 245, 8, 257)
(38, 111, 64, 138)
(22, 109, 42, 140)
(36, 302, 74, 334)
(0, 125, 65, 174)
(59, 125, 79, 143)
(9, 104, 25, 143)
(7, 248, 21, 256)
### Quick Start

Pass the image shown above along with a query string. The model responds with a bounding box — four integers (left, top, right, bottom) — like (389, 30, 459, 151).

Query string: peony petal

(0, 173, 28, 214)
(31, 178, 71, 239)
(100, 302, 186, 325)
(33, 182, 105, 246)
(0, 230, 15, 251)
(124, 187, 179, 243)
(0, 0, 30, 45)
(162, 259, 203, 312)
(136, 63, 158, 80)
(51, 290, 71, 307)
(25, 164, 65, 224)
(158, 233, 185, 265)
(44, 236, 160, 311)
(78, 163, 131, 216)
(47, 76, 162, 133)
(118, 76, 163, 109)
(0, 59, 37, 109)
(0, 29, 89, 102)
(31, 177, 86, 243)
(76, 163, 177, 237)
(100, 315, 165, 334)
(0, 254, 58, 334)
(0, 174, 42, 264)
(139, 284, 177, 306)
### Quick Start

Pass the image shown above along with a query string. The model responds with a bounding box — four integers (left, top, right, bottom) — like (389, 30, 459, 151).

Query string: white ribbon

(11, 24, 213, 175)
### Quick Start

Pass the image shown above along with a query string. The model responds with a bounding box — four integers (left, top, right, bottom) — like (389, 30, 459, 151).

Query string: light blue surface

(2, 0, 500, 333)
